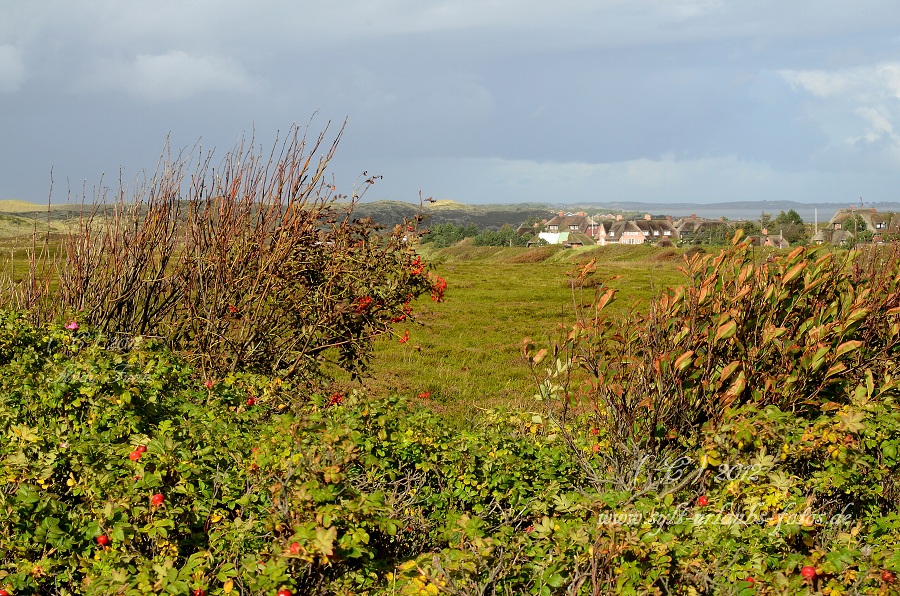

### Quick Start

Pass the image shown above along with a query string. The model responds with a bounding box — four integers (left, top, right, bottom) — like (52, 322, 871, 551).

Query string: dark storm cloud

(2, 0, 899, 203)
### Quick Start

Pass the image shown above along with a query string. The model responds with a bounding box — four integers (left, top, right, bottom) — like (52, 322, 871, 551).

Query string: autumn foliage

(528, 234, 900, 482)
(2, 124, 441, 381)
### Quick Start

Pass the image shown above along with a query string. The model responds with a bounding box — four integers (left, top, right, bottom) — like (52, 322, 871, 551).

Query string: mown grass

(353, 243, 688, 422)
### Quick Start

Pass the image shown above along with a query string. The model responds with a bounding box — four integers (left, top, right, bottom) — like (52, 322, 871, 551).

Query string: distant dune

(0, 201, 87, 238)
(427, 199, 474, 210)
(0, 200, 47, 212)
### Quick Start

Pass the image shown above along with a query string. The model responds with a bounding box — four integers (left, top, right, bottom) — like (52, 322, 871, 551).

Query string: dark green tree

(847, 213, 873, 244)
(770, 211, 808, 244)
(735, 221, 761, 236)
(774, 209, 804, 227)
(420, 223, 479, 248)
(473, 224, 530, 247)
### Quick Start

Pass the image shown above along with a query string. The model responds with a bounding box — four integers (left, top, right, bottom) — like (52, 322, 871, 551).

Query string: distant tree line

(421, 223, 530, 248)
(420, 223, 480, 248)
(472, 224, 530, 247)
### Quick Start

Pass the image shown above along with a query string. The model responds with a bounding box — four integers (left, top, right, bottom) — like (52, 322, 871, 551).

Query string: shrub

(650, 247, 679, 261)
(0, 316, 579, 594)
(1, 313, 899, 594)
(507, 245, 560, 264)
(419, 223, 480, 248)
(472, 225, 530, 247)
(530, 239, 900, 448)
(1, 124, 440, 381)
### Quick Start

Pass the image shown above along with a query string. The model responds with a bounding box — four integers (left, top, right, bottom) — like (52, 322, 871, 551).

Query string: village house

(810, 227, 854, 246)
(544, 212, 595, 234)
(610, 220, 644, 245)
(633, 214, 679, 242)
(592, 214, 679, 246)
(811, 207, 900, 245)
(539, 212, 597, 246)
(592, 218, 619, 246)
(747, 229, 790, 249)
(674, 214, 728, 240)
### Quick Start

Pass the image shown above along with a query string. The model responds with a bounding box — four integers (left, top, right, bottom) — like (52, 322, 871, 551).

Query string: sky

(2, 0, 900, 205)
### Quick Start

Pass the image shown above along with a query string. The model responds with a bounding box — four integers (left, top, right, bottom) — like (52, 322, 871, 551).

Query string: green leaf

(714, 320, 738, 342)
(834, 340, 862, 359)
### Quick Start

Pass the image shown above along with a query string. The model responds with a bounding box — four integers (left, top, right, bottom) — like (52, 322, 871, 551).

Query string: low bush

(0, 315, 580, 594)
(528, 239, 900, 464)
(650, 247, 679, 261)
(2, 311, 899, 594)
(516, 237, 900, 593)
(507, 245, 562, 264)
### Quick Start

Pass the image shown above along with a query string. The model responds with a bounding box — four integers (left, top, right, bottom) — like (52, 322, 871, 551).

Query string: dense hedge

(1, 308, 899, 595)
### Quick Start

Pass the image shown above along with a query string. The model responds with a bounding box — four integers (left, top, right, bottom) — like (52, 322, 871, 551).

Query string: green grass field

(352, 242, 688, 421)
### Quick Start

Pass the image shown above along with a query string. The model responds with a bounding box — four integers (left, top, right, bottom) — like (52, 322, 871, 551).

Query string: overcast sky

(2, 1, 900, 205)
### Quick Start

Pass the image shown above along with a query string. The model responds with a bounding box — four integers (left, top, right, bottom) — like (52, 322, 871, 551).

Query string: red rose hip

(96, 534, 109, 546)
(150, 493, 164, 506)
(801, 565, 816, 579)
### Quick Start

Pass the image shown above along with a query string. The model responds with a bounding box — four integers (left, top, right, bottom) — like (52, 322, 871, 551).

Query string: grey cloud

(0, 44, 25, 93)
(79, 50, 255, 102)
(3, 0, 900, 203)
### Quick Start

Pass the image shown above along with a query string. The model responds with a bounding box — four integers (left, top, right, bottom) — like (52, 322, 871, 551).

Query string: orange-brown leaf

(674, 350, 694, 372)
(781, 261, 806, 285)
(834, 340, 863, 359)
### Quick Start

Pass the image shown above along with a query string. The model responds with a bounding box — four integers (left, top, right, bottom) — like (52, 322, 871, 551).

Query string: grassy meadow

(355, 242, 689, 420)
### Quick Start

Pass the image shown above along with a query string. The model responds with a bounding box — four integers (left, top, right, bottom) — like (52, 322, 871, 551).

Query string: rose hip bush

(1, 315, 900, 593)
(0, 315, 585, 594)
(1, 124, 441, 382)
(528, 238, 900, 462)
(517, 239, 900, 594)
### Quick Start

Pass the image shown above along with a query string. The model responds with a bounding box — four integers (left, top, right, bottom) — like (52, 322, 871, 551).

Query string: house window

(609, 232, 614, 237)
(835, 223, 842, 230)
(570, 225, 579, 231)
(642, 231, 649, 236)
(653, 230, 659, 236)
(877, 222, 886, 229)
(664, 231, 671, 236)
